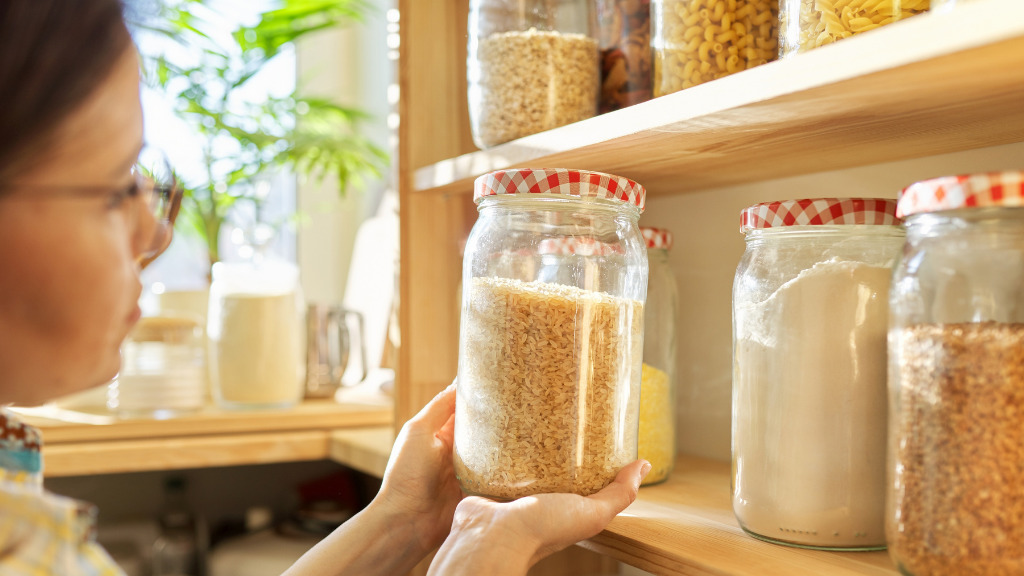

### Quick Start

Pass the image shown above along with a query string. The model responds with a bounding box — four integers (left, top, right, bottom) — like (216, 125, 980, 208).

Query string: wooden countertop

(17, 394, 393, 477)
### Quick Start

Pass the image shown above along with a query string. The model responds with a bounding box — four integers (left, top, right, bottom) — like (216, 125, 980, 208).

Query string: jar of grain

(652, 0, 779, 96)
(467, 0, 599, 149)
(732, 198, 904, 550)
(638, 227, 677, 485)
(779, 0, 928, 57)
(455, 168, 647, 499)
(888, 172, 1024, 576)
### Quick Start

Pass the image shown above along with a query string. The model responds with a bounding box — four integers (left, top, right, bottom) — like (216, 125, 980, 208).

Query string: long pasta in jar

(779, 0, 929, 56)
(652, 0, 779, 96)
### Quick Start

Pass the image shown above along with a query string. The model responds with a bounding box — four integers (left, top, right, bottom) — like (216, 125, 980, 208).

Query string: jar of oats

(652, 0, 779, 96)
(733, 198, 904, 550)
(455, 168, 647, 500)
(467, 0, 599, 149)
(888, 172, 1024, 576)
(779, 0, 929, 57)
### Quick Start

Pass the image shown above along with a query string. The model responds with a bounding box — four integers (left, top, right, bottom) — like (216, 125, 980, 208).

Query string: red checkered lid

(640, 227, 673, 250)
(740, 198, 900, 233)
(474, 168, 646, 213)
(898, 171, 1024, 217)
(538, 237, 624, 256)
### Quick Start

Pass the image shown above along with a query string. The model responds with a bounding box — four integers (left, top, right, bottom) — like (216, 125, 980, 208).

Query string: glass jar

(887, 172, 1024, 576)
(110, 315, 206, 418)
(638, 227, 677, 485)
(652, 0, 779, 96)
(207, 260, 305, 410)
(596, 0, 652, 113)
(467, 0, 599, 148)
(732, 198, 904, 550)
(455, 168, 647, 500)
(779, 0, 929, 57)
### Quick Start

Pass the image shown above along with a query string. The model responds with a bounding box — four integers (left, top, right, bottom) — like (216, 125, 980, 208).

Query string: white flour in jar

(208, 292, 303, 407)
(733, 259, 891, 548)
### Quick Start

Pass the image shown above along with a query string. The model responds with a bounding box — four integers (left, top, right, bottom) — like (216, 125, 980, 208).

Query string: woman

(0, 1, 649, 574)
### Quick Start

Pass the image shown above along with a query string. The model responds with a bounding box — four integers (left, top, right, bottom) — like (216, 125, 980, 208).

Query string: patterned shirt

(0, 408, 123, 575)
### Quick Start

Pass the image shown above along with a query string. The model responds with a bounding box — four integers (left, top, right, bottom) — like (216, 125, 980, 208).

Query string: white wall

(639, 141, 1024, 462)
(295, 1, 393, 304)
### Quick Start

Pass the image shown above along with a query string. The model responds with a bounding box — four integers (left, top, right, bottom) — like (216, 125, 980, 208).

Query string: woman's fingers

(584, 460, 650, 520)
(409, 380, 457, 433)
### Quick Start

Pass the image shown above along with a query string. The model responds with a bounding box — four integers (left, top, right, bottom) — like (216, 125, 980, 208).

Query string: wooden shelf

(329, 425, 394, 478)
(18, 397, 392, 477)
(414, 0, 1024, 197)
(582, 455, 898, 576)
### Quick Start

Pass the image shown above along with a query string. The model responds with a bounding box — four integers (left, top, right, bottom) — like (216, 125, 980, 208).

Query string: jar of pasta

(455, 169, 647, 500)
(733, 198, 903, 550)
(888, 172, 1024, 576)
(468, 0, 599, 149)
(779, 0, 929, 56)
(652, 0, 779, 96)
(638, 227, 678, 485)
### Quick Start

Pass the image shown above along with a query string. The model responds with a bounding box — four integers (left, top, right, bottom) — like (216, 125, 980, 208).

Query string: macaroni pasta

(653, 0, 779, 95)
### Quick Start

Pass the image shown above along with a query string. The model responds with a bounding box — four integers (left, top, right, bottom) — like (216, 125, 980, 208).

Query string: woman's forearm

(282, 499, 433, 576)
(427, 510, 537, 576)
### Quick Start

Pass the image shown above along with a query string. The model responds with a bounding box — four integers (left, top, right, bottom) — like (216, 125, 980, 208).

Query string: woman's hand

(283, 382, 462, 576)
(427, 459, 651, 576)
(375, 381, 464, 553)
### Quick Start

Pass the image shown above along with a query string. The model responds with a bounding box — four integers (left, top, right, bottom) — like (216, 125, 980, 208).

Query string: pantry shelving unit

(396, 0, 1024, 574)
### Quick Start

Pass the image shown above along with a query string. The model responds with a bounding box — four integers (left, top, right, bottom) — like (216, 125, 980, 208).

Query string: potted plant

(138, 0, 388, 276)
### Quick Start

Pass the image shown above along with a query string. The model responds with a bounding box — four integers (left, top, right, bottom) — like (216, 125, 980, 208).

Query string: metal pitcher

(305, 303, 367, 398)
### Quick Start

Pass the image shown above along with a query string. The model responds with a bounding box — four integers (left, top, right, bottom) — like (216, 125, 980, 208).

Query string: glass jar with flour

(207, 260, 305, 409)
(732, 198, 903, 550)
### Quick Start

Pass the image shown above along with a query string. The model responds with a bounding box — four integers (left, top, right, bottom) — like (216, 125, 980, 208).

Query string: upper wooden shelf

(583, 455, 898, 576)
(17, 395, 392, 477)
(414, 0, 1024, 198)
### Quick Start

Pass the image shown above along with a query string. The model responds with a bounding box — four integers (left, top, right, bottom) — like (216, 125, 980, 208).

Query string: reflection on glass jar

(732, 198, 903, 550)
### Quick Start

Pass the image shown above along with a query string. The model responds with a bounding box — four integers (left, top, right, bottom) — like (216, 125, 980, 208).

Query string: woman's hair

(0, 0, 132, 185)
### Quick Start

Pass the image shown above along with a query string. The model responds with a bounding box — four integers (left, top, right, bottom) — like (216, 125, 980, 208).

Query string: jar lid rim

(898, 171, 1024, 217)
(740, 198, 900, 233)
(474, 168, 646, 213)
(640, 226, 673, 250)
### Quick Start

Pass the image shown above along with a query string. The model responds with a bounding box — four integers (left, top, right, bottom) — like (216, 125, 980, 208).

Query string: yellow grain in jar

(639, 363, 674, 485)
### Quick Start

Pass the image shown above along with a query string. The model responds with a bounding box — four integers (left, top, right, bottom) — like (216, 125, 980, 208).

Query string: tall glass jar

(779, 0, 929, 57)
(638, 227, 677, 485)
(207, 260, 305, 410)
(455, 168, 647, 500)
(652, 0, 779, 96)
(732, 198, 903, 550)
(467, 0, 599, 149)
(887, 172, 1024, 576)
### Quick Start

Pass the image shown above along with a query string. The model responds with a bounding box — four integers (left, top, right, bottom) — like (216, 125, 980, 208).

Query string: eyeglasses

(133, 147, 183, 267)
(133, 147, 183, 227)
(2, 146, 183, 267)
